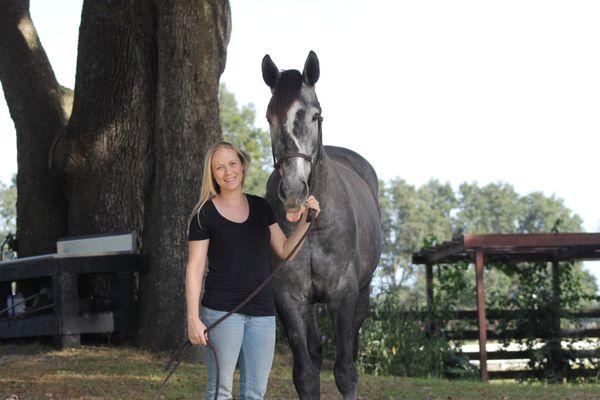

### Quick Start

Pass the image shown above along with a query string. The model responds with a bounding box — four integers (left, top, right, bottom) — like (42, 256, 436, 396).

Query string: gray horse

(262, 51, 383, 400)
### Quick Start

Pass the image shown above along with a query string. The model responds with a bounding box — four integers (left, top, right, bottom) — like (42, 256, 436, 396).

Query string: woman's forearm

(185, 262, 204, 320)
(282, 219, 311, 260)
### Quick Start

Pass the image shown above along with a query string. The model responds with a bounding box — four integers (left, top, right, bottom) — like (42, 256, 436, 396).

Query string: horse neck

(308, 149, 336, 218)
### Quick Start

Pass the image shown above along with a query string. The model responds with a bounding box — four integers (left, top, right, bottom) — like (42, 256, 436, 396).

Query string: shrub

(314, 289, 478, 379)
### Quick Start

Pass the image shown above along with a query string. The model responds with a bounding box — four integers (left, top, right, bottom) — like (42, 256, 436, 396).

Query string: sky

(1, 0, 600, 275)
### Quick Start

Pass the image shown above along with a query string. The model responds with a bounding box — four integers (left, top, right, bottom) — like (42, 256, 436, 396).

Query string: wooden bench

(0, 232, 147, 348)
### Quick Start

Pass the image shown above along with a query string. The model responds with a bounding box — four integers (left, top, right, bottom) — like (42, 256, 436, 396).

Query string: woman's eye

(312, 113, 320, 122)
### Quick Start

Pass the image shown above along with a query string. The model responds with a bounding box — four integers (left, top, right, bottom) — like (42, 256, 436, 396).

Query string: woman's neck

(215, 188, 245, 206)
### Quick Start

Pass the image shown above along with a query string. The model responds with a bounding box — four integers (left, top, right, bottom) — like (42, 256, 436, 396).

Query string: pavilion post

(475, 249, 488, 382)
(425, 263, 434, 335)
(551, 259, 562, 332)
(550, 258, 565, 382)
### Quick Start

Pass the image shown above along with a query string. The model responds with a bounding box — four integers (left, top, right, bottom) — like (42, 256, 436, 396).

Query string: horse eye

(266, 116, 272, 124)
(312, 113, 320, 122)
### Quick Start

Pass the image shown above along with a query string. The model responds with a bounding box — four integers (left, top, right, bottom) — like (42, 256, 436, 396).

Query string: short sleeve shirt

(188, 194, 277, 316)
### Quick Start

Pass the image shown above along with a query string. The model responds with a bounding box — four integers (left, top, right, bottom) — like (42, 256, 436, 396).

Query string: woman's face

(211, 147, 244, 192)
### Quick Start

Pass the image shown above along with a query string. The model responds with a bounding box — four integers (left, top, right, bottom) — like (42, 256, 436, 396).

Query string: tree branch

(0, 0, 73, 132)
(0, 0, 70, 255)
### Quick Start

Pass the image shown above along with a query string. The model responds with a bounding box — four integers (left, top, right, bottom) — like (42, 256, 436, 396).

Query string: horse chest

(308, 234, 358, 288)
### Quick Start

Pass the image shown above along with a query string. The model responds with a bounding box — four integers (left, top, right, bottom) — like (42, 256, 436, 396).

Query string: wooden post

(475, 249, 488, 382)
(110, 271, 137, 343)
(52, 272, 80, 348)
(425, 263, 434, 336)
(550, 258, 564, 382)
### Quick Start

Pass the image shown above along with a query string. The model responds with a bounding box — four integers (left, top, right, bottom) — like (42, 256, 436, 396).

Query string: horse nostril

(278, 182, 286, 201)
(302, 181, 309, 199)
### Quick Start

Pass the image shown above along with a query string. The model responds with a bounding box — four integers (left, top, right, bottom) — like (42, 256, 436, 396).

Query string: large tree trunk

(0, 0, 70, 257)
(138, 0, 230, 350)
(59, 0, 157, 236)
(0, 0, 231, 350)
(54, 0, 158, 306)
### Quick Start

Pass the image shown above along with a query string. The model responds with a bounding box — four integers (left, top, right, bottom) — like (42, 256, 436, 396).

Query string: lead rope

(156, 209, 316, 400)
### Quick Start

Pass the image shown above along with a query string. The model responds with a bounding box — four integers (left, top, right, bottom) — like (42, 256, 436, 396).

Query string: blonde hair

(187, 141, 250, 233)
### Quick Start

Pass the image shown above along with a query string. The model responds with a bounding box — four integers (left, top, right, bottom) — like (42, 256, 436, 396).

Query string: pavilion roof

(412, 233, 600, 264)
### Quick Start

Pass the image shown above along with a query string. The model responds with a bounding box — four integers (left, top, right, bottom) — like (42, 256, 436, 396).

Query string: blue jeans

(201, 307, 276, 400)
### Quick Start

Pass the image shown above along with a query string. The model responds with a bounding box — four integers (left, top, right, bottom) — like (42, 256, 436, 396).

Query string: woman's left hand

(303, 195, 321, 221)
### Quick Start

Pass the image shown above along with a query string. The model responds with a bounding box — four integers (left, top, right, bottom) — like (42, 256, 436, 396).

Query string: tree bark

(0, 0, 70, 257)
(138, 0, 230, 351)
(59, 0, 156, 236)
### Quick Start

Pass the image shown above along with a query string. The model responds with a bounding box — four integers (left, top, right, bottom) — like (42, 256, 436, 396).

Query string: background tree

(0, 0, 231, 350)
(455, 182, 523, 234)
(518, 192, 582, 233)
(0, 174, 16, 238)
(378, 180, 597, 305)
(378, 179, 455, 292)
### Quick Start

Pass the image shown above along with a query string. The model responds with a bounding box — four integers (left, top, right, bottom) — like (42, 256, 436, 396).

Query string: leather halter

(273, 152, 313, 170)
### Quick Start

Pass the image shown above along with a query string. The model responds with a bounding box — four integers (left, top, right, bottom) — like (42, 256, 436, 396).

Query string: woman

(186, 141, 320, 400)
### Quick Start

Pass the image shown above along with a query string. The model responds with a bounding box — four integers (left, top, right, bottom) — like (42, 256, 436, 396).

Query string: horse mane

(267, 69, 303, 120)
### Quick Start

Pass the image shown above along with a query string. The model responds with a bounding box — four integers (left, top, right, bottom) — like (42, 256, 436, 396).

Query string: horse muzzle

(278, 181, 309, 222)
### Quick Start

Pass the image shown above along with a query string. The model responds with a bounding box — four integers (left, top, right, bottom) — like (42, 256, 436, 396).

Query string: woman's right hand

(188, 316, 209, 346)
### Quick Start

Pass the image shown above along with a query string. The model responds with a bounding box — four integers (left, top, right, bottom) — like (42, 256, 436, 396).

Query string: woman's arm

(186, 239, 209, 345)
(270, 195, 320, 261)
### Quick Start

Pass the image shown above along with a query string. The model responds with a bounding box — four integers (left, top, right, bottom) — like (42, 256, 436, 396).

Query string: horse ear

(302, 50, 320, 87)
(262, 54, 280, 89)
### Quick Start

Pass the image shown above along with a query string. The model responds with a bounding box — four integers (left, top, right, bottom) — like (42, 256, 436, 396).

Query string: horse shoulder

(324, 145, 379, 206)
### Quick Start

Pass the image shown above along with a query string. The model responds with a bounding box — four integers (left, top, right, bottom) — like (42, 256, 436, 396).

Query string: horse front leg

(329, 287, 359, 400)
(352, 284, 371, 361)
(275, 293, 321, 399)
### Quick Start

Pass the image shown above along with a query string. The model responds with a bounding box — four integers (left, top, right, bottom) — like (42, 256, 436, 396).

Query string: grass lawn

(1, 343, 600, 399)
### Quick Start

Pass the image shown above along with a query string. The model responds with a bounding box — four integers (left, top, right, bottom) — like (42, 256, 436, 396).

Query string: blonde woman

(186, 141, 320, 400)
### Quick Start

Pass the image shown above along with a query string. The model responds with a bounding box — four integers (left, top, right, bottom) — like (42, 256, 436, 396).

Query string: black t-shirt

(188, 194, 277, 316)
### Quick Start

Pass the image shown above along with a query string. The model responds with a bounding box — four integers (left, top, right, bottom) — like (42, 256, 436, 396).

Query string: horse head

(262, 51, 323, 222)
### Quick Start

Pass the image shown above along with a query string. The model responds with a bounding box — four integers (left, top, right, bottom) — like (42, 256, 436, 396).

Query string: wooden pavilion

(412, 233, 600, 381)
